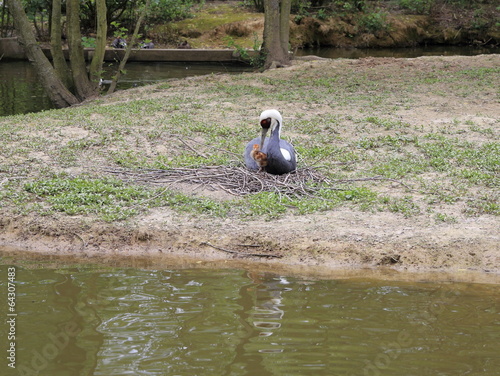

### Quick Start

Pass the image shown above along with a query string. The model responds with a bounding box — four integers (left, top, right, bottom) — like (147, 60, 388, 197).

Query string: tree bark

(89, 0, 107, 83)
(262, 0, 291, 70)
(50, 0, 73, 89)
(279, 0, 291, 57)
(7, 0, 79, 108)
(67, 0, 97, 99)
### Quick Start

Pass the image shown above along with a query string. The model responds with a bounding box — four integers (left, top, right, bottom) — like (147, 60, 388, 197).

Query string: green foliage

(240, 187, 380, 220)
(246, 0, 265, 13)
(315, 8, 329, 20)
(225, 35, 265, 68)
(330, 0, 367, 13)
(465, 194, 500, 216)
(81, 36, 96, 48)
(397, 0, 435, 14)
(386, 196, 421, 217)
(24, 177, 229, 221)
(292, 0, 311, 16)
(110, 21, 128, 39)
(358, 10, 390, 33)
(147, 0, 195, 23)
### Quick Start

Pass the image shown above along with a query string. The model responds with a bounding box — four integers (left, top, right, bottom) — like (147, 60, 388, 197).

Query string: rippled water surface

(0, 256, 498, 376)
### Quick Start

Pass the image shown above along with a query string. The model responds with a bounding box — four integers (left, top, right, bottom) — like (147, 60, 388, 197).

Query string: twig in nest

(201, 242, 282, 258)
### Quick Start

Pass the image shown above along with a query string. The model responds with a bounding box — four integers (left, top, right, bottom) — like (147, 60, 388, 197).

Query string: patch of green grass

(23, 177, 229, 221)
(173, 4, 256, 33)
(420, 139, 499, 186)
(457, 67, 500, 80)
(371, 155, 429, 178)
(384, 195, 421, 217)
(364, 116, 410, 130)
(465, 194, 500, 216)
(24, 177, 149, 221)
(434, 212, 457, 223)
(239, 186, 380, 220)
(243, 192, 289, 219)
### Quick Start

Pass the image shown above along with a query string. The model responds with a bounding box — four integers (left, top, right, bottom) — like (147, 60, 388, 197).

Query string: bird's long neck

(272, 119, 281, 140)
(267, 122, 282, 156)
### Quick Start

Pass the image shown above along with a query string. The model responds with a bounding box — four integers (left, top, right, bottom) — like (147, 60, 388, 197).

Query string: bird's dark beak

(259, 117, 271, 150)
(259, 128, 269, 150)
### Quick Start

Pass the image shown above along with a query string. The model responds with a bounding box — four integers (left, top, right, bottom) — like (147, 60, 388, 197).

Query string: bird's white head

(258, 109, 282, 149)
(259, 109, 282, 128)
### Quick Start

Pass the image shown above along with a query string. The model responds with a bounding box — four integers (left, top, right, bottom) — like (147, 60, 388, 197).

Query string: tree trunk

(279, 0, 291, 57)
(261, 0, 290, 70)
(67, 0, 97, 99)
(89, 0, 107, 83)
(7, 0, 79, 108)
(50, 0, 73, 88)
(107, 0, 151, 95)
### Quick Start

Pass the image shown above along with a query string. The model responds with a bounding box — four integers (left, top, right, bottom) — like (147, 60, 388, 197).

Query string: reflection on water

(0, 258, 498, 376)
(104, 61, 252, 90)
(0, 61, 54, 116)
(0, 61, 252, 117)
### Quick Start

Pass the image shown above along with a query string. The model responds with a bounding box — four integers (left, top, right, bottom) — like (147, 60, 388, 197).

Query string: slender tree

(67, 0, 96, 99)
(50, 0, 73, 88)
(261, 0, 291, 69)
(89, 0, 107, 84)
(7, 0, 79, 107)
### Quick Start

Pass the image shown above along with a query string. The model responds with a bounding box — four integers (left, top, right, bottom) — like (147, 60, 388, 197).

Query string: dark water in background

(0, 61, 252, 117)
(1, 45, 498, 116)
(0, 252, 499, 376)
(0, 61, 54, 116)
(295, 45, 498, 59)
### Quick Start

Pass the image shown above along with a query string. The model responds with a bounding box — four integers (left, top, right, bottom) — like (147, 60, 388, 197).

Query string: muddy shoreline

(1, 210, 498, 284)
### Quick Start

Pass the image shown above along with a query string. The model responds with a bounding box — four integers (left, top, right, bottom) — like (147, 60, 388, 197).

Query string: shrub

(398, 0, 435, 14)
(358, 10, 390, 33)
(147, 0, 195, 23)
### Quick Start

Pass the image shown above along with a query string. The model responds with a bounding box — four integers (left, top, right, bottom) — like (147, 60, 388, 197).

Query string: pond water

(0, 61, 252, 117)
(296, 45, 498, 59)
(0, 61, 54, 116)
(0, 252, 498, 376)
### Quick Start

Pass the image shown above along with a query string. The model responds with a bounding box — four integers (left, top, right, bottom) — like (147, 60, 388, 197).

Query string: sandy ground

(1, 54, 499, 283)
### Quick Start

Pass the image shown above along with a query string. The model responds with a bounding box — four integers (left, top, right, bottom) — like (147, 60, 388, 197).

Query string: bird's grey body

(244, 110, 297, 175)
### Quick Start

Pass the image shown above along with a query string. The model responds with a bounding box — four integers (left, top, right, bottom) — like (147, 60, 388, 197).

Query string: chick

(250, 144, 268, 172)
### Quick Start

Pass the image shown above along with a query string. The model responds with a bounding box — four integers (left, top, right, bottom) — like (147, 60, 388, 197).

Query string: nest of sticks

(105, 163, 408, 198)
(102, 135, 412, 198)
(105, 164, 335, 197)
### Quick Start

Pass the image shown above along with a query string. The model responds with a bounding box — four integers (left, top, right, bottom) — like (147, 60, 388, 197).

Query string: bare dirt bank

(1, 207, 498, 283)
